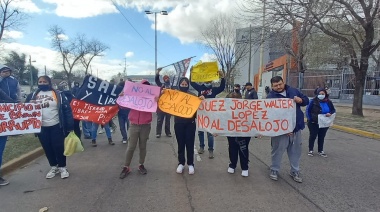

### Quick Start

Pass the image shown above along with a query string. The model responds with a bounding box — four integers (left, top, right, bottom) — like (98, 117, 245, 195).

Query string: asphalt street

(0, 116, 379, 212)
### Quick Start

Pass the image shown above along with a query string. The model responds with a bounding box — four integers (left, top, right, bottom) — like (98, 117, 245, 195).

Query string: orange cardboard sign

(158, 89, 201, 118)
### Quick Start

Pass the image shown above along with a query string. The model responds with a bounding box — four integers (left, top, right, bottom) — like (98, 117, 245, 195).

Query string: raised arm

(155, 68, 163, 87)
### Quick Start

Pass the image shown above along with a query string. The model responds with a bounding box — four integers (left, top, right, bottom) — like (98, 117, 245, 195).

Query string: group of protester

(0, 63, 336, 186)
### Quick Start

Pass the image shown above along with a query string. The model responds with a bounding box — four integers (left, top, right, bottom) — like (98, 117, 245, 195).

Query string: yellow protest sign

(191, 61, 219, 82)
(158, 89, 202, 118)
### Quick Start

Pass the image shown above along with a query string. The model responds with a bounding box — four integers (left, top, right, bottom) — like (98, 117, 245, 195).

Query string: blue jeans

(118, 109, 130, 140)
(198, 131, 214, 151)
(0, 136, 7, 169)
(82, 121, 92, 137)
(91, 123, 111, 140)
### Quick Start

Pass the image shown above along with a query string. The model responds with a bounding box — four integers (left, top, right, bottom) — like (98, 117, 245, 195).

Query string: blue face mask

(317, 94, 325, 100)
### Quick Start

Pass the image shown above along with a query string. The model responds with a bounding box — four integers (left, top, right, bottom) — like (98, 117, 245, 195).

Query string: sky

(0, 0, 240, 81)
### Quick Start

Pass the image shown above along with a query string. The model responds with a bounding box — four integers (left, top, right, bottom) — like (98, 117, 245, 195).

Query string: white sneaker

(59, 167, 70, 179)
(98, 129, 104, 134)
(110, 128, 114, 133)
(241, 170, 249, 177)
(46, 166, 59, 179)
(188, 165, 195, 175)
(122, 140, 127, 144)
(176, 164, 184, 174)
(227, 167, 235, 174)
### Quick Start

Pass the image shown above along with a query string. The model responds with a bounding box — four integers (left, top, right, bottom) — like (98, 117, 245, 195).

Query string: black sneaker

(269, 170, 278, 181)
(318, 151, 327, 158)
(138, 165, 147, 175)
(92, 139, 97, 147)
(108, 138, 115, 145)
(120, 166, 131, 179)
(0, 177, 9, 186)
(307, 151, 314, 157)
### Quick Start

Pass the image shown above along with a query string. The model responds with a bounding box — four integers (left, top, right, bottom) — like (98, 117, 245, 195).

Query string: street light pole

(145, 10, 168, 72)
(29, 55, 33, 91)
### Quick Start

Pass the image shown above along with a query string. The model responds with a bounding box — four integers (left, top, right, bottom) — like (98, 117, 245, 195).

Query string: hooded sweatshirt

(128, 79, 153, 125)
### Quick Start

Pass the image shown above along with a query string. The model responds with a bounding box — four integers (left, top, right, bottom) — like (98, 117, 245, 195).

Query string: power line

(110, 0, 171, 62)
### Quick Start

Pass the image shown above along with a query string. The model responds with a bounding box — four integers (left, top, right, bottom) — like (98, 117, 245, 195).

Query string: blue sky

(1, 0, 236, 80)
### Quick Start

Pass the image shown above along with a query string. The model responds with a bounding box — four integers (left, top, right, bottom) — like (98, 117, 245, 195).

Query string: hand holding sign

(158, 89, 202, 118)
(116, 81, 161, 112)
(191, 61, 219, 82)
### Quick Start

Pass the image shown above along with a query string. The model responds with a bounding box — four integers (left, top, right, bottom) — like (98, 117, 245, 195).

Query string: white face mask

(317, 94, 325, 100)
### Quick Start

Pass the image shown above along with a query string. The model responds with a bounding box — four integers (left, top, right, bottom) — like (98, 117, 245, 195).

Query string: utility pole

(29, 55, 33, 91)
(248, 24, 252, 82)
(44, 65, 47, 75)
(124, 57, 127, 78)
(258, 0, 266, 88)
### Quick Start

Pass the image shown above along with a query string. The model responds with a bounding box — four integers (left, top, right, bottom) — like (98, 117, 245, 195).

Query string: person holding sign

(244, 82, 258, 100)
(266, 76, 309, 183)
(119, 80, 156, 179)
(173, 77, 204, 174)
(155, 68, 173, 138)
(225, 85, 252, 177)
(190, 68, 225, 159)
(306, 88, 336, 158)
(25, 76, 74, 179)
(0, 65, 21, 186)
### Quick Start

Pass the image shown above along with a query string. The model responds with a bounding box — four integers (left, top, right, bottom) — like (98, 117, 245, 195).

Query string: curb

(303, 118, 380, 140)
(331, 125, 380, 140)
(1, 147, 45, 176)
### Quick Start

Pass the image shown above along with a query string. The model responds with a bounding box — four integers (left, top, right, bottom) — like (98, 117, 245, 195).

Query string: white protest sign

(318, 113, 336, 128)
(0, 103, 42, 136)
(197, 98, 296, 137)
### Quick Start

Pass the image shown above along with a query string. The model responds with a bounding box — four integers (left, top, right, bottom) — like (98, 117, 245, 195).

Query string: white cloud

(13, 0, 41, 13)
(200, 53, 217, 62)
(42, 0, 118, 18)
(1, 43, 155, 81)
(3, 30, 24, 39)
(40, 0, 237, 43)
(125, 51, 134, 58)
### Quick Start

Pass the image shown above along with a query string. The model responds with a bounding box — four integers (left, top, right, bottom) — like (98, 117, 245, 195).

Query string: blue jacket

(266, 85, 309, 132)
(0, 76, 21, 102)
(190, 78, 226, 98)
(26, 89, 74, 135)
(306, 97, 336, 123)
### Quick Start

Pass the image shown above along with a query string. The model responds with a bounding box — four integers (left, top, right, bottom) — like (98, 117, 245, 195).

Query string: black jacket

(25, 89, 74, 135)
(244, 88, 258, 99)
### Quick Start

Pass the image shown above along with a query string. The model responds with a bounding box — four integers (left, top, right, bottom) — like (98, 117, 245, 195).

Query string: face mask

(38, 84, 50, 91)
(317, 94, 325, 100)
(179, 86, 189, 92)
(234, 89, 240, 93)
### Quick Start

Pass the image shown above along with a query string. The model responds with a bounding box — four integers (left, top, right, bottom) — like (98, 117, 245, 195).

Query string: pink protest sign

(116, 81, 161, 112)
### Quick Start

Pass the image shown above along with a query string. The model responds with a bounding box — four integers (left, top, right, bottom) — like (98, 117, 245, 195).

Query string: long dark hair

(38, 75, 53, 90)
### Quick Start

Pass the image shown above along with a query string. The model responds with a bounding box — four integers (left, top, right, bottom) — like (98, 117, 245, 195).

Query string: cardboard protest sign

(71, 75, 123, 124)
(318, 113, 336, 128)
(191, 61, 219, 82)
(197, 98, 296, 137)
(116, 81, 161, 112)
(0, 103, 42, 136)
(158, 89, 201, 118)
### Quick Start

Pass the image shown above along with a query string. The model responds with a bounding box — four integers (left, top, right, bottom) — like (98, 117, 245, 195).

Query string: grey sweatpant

(270, 131, 302, 173)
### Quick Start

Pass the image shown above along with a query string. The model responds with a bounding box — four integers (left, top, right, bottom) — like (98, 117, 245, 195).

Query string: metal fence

(287, 69, 380, 98)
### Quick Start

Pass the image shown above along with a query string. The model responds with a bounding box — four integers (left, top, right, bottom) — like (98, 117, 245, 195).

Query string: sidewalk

(332, 101, 380, 110)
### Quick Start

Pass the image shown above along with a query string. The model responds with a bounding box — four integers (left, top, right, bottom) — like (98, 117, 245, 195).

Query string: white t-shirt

(36, 90, 60, 127)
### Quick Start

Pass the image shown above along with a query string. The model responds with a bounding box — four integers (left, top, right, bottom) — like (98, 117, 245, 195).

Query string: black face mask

(234, 89, 240, 93)
(179, 86, 189, 92)
(38, 84, 51, 91)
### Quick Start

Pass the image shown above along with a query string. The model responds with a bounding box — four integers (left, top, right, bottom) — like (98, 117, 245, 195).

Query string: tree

(303, 0, 380, 116)
(80, 39, 109, 75)
(198, 14, 251, 89)
(49, 25, 87, 88)
(0, 0, 28, 43)
(3, 51, 27, 83)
